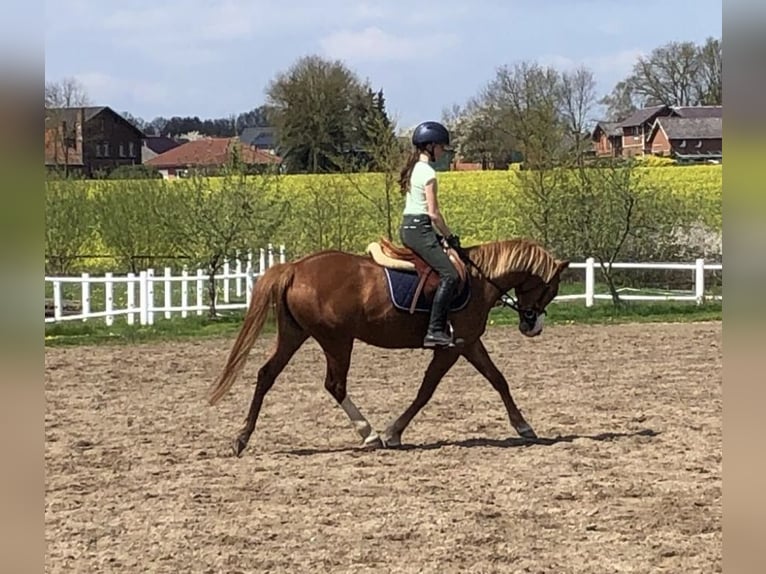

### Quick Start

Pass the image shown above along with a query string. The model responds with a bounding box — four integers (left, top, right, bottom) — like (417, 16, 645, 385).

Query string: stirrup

(423, 322, 463, 349)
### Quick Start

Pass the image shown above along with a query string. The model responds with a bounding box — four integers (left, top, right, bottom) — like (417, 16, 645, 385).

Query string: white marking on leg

(341, 396, 376, 441)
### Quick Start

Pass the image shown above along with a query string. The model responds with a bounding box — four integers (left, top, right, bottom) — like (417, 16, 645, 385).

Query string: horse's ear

(556, 260, 570, 274)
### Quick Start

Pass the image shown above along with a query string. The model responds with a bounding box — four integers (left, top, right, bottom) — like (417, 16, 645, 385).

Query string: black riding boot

(424, 278, 460, 348)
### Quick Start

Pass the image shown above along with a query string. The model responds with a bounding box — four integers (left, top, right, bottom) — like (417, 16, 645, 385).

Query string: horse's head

(513, 259, 569, 337)
(466, 238, 571, 338)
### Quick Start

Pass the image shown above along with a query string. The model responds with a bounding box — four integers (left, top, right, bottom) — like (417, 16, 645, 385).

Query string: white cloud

(73, 72, 169, 106)
(538, 49, 644, 77)
(320, 26, 459, 63)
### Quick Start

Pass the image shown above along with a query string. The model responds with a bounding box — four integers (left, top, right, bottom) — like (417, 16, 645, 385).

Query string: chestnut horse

(207, 237, 569, 456)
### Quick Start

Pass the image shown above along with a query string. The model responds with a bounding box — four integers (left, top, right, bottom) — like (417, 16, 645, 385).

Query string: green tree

(44, 177, 96, 275)
(159, 165, 287, 316)
(336, 88, 406, 240)
(558, 160, 679, 304)
(459, 61, 597, 170)
(265, 55, 375, 173)
(91, 178, 176, 274)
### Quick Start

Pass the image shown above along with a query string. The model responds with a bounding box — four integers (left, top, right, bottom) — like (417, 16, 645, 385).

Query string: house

(647, 117, 722, 162)
(144, 137, 282, 179)
(673, 105, 723, 119)
(45, 106, 145, 177)
(141, 135, 184, 163)
(616, 105, 674, 157)
(591, 121, 623, 157)
(593, 104, 724, 158)
(239, 126, 277, 152)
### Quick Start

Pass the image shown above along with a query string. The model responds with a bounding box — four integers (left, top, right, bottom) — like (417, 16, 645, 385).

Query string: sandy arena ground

(45, 321, 721, 573)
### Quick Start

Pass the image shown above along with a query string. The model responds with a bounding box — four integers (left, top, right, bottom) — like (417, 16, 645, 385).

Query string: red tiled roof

(145, 137, 281, 168)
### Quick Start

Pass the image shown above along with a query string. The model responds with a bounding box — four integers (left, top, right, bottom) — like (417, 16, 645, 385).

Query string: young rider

(398, 121, 462, 348)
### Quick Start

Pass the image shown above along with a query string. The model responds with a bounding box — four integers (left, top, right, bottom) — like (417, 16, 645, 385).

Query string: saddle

(366, 237, 468, 314)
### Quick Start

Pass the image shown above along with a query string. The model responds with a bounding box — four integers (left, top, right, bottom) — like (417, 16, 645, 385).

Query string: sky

(44, 0, 722, 131)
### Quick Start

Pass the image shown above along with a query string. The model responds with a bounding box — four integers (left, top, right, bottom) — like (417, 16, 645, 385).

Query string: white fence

(45, 244, 286, 326)
(559, 257, 723, 306)
(44, 252, 722, 326)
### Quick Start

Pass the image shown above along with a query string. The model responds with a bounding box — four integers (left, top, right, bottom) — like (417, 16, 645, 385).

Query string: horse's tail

(207, 262, 295, 406)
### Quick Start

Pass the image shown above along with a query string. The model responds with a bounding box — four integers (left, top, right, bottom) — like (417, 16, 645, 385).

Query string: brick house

(615, 105, 674, 157)
(591, 121, 623, 157)
(646, 117, 722, 162)
(45, 106, 145, 177)
(144, 137, 282, 178)
(592, 104, 723, 158)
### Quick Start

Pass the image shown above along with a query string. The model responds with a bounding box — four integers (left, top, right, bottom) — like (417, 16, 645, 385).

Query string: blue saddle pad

(383, 268, 471, 313)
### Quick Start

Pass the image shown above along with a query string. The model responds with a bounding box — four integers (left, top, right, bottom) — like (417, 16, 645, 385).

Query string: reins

(452, 245, 527, 314)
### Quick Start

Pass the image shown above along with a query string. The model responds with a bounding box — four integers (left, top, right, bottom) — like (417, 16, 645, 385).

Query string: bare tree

(599, 38, 722, 118)
(696, 37, 723, 105)
(44, 77, 91, 176)
(45, 77, 90, 108)
(598, 79, 641, 122)
(633, 41, 701, 106)
(558, 66, 598, 166)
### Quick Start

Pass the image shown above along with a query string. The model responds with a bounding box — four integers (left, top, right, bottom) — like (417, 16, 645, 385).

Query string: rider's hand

(446, 234, 461, 249)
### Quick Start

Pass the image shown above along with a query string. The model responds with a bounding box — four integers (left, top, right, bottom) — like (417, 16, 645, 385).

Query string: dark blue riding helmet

(412, 121, 450, 147)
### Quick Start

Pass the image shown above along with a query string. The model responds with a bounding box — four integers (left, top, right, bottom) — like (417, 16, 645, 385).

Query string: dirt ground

(45, 321, 721, 574)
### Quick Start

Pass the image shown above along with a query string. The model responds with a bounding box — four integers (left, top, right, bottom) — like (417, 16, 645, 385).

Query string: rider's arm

(425, 178, 452, 239)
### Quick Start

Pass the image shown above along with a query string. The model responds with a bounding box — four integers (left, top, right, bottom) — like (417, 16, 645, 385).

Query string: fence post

(104, 272, 114, 327)
(259, 248, 266, 274)
(585, 257, 595, 307)
(268, 243, 274, 267)
(147, 268, 155, 325)
(280, 244, 286, 264)
(139, 271, 148, 325)
(695, 258, 705, 305)
(53, 280, 62, 321)
(235, 256, 243, 298)
(81, 272, 90, 320)
(164, 267, 172, 319)
(181, 268, 189, 318)
(196, 269, 204, 316)
(246, 264, 254, 305)
(127, 273, 136, 325)
(223, 260, 230, 304)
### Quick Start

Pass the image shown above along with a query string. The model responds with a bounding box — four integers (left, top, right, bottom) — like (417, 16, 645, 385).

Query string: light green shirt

(403, 161, 436, 215)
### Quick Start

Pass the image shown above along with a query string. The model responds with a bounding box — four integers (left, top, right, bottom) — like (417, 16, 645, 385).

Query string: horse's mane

(466, 238, 559, 283)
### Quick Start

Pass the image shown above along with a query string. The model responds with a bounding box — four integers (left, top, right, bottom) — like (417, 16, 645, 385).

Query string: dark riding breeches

(399, 214, 459, 286)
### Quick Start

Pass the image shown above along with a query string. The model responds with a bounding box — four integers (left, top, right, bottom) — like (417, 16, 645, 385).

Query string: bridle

(453, 245, 547, 321)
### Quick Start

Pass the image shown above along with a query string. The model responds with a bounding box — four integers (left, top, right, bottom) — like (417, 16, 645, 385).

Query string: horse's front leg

(461, 339, 538, 440)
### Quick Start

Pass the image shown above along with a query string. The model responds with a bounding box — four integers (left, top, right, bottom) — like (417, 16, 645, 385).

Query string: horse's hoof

(362, 434, 384, 449)
(381, 434, 402, 448)
(518, 426, 538, 440)
(232, 436, 248, 457)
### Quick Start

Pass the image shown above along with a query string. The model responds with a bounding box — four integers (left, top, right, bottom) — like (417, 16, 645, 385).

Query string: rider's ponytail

(398, 148, 420, 196)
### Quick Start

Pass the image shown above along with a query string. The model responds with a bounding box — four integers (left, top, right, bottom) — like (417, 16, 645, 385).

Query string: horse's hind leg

(319, 337, 382, 448)
(233, 319, 308, 457)
(381, 348, 461, 447)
